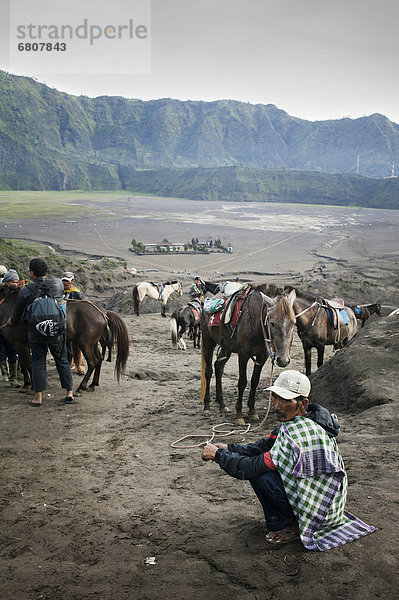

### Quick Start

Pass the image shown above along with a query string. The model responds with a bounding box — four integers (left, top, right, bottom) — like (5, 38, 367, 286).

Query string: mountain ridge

(0, 69, 398, 207)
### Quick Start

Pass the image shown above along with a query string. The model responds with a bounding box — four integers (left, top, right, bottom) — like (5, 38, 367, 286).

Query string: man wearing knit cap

(201, 369, 376, 551)
(2, 269, 20, 286)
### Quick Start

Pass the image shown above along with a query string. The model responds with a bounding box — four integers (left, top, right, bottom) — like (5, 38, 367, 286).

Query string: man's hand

(5, 317, 12, 327)
(201, 443, 219, 461)
(214, 443, 228, 450)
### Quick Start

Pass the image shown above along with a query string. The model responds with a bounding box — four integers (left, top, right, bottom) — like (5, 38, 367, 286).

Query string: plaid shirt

(269, 417, 376, 551)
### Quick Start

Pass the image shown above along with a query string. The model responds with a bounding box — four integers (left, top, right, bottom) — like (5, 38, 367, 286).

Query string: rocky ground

(1, 201, 399, 599)
(1, 293, 398, 600)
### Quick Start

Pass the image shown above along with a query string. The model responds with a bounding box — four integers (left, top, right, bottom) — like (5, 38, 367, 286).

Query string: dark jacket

(11, 277, 64, 325)
(214, 404, 340, 480)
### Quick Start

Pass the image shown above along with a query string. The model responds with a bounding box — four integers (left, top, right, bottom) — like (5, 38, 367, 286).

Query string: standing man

(61, 271, 85, 375)
(61, 272, 84, 300)
(189, 276, 206, 302)
(201, 370, 376, 551)
(8, 258, 74, 407)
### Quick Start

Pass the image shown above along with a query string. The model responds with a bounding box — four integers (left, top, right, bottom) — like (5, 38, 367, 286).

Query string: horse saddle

(321, 297, 349, 329)
(187, 301, 202, 322)
(203, 297, 225, 314)
(223, 281, 243, 298)
(222, 284, 252, 326)
(150, 282, 163, 298)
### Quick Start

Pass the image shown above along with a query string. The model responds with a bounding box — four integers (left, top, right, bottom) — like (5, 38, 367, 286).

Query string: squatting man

(201, 370, 376, 550)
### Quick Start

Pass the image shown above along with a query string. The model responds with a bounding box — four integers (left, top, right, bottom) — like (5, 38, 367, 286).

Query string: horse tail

(201, 340, 206, 403)
(101, 324, 113, 362)
(170, 312, 178, 348)
(106, 310, 130, 381)
(132, 284, 140, 316)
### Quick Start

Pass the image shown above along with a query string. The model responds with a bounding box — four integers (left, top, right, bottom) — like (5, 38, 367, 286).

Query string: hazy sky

(2, 0, 399, 123)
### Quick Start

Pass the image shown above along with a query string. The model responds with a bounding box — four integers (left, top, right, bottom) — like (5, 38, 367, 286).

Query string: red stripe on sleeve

(263, 451, 277, 470)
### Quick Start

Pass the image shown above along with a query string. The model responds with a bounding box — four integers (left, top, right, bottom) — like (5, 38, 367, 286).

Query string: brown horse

(0, 285, 129, 393)
(349, 303, 382, 328)
(0, 284, 32, 388)
(201, 288, 297, 425)
(289, 288, 358, 375)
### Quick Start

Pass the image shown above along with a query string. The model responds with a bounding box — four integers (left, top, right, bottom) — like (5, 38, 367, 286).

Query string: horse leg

(316, 345, 325, 369)
(75, 345, 96, 394)
(89, 343, 103, 389)
(235, 354, 249, 425)
(161, 301, 166, 317)
(202, 336, 216, 415)
(214, 352, 230, 414)
(17, 344, 32, 390)
(247, 357, 266, 422)
(303, 343, 312, 376)
(194, 325, 200, 349)
(178, 322, 187, 350)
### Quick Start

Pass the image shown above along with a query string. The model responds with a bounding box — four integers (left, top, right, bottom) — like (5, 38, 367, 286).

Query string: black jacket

(11, 277, 64, 325)
(214, 404, 340, 480)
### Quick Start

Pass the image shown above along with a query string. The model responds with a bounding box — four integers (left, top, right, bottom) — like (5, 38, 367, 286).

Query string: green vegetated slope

(1, 69, 399, 208)
(0, 237, 129, 291)
(120, 167, 399, 209)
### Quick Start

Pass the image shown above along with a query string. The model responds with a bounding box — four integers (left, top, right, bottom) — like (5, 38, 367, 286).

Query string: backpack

(25, 281, 66, 338)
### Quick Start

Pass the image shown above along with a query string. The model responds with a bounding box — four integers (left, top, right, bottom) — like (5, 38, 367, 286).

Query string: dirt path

(1, 309, 397, 600)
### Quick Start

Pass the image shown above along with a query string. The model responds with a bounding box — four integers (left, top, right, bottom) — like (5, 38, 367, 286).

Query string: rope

(171, 362, 275, 449)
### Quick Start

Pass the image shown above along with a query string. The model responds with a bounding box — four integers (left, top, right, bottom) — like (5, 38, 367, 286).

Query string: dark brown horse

(170, 303, 202, 350)
(289, 288, 358, 375)
(201, 288, 297, 425)
(349, 303, 382, 328)
(0, 285, 129, 393)
(0, 284, 32, 388)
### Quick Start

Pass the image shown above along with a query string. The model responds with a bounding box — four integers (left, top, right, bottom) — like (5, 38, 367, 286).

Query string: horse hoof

(235, 417, 246, 426)
(220, 406, 230, 414)
(203, 409, 211, 416)
(75, 390, 83, 397)
(248, 412, 260, 422)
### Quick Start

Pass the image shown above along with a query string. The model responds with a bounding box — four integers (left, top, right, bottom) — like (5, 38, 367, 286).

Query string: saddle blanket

(208, 293, 247, 328)
(326, 308, 349, 327)
(187, 303, 201, 322)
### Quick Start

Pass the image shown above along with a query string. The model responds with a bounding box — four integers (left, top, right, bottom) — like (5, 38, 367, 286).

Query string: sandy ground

(1, 199, 399, 599)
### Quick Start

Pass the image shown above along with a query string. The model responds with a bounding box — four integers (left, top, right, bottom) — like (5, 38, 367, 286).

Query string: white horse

(132, 280, 183, 317)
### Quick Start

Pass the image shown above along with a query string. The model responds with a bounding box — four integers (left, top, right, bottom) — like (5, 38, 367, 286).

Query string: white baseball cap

(62, 271, 74, 281)
(266, 370, 311, 400)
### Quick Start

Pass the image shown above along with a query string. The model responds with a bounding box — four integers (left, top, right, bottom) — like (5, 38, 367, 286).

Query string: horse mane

(275, 293, 296, 318)
(256, 282, 284, 296)
(164, 280, 178, 285)
(284, 285, 315, 303)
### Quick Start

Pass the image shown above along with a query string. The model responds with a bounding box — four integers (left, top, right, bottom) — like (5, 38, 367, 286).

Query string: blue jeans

(250, 471, 298, 531)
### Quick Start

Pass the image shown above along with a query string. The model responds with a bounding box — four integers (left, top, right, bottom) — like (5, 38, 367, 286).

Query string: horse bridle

(261, 305, 275, 363)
